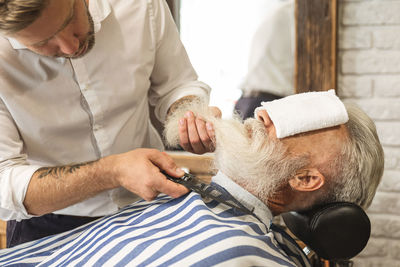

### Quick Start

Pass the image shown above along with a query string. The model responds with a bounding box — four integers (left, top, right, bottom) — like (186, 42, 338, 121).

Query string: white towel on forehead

(254, 89, 349, 138)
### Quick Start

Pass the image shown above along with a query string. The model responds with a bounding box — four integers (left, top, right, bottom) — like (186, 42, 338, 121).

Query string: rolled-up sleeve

(147, 0, 211, 122)
(0, 165, 41, 221)
(0, 99, 41, 221)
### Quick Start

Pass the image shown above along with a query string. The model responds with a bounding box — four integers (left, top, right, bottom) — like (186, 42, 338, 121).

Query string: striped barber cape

(0, 185, 310, 266)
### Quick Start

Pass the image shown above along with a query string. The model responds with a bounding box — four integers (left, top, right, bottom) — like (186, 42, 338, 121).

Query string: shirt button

(94, 125, 102, 132)
(80, 84, 88, 91)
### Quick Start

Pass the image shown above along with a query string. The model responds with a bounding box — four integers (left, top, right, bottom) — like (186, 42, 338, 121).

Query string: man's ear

(288, 168, 325, 192)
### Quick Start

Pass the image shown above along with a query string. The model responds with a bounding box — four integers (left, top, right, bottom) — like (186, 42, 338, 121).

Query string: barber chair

(281, 202, 371, 267)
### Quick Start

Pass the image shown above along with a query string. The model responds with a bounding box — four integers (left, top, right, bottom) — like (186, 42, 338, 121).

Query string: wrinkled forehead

(254, 90, 349, 139)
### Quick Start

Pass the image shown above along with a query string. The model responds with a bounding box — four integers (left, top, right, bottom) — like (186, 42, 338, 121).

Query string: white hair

(315, 103, 384, 209)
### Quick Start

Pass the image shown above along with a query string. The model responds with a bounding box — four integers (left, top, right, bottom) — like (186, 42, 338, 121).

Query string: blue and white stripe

(0, 190, 309, 266)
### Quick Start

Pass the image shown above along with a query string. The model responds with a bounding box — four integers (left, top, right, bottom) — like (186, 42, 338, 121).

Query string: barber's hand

(109, 148, 189, 201)
(178, 106, 222, 154)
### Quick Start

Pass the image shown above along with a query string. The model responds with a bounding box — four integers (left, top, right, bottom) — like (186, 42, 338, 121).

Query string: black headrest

(281, 202, 371, 261)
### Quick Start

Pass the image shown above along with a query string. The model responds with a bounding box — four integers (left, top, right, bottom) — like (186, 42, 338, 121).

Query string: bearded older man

(0, 91, 384, 266)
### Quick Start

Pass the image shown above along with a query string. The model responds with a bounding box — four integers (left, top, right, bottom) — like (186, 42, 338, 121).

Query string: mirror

(178, 0, 296, 118)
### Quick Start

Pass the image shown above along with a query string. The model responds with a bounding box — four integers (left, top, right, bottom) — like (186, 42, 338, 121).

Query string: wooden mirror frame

(166, 0, 339, 94)
(295, 0, 338, 93)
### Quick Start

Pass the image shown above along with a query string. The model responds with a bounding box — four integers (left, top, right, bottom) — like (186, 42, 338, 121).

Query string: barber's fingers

(114, 149, 189, 201)
(147, 151, 190, 198)
(179, 111, 215, 154)
(153, 171, 190, 199)
(185, 111, 206, 153)
(178, 116, 194, 153)
(148, 151, 184, 177)
(180, 111, 207, 154)
(139, 173, 189, 201)
(196, 116, 215, 152)
(194, 107, 220, 150)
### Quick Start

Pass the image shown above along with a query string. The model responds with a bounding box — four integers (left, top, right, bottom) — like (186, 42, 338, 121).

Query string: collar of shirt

(211, 171, 273, 226)
(6, 0, 111, 50)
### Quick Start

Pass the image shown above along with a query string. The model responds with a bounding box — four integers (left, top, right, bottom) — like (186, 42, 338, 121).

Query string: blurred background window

(179, 0, 285, 118)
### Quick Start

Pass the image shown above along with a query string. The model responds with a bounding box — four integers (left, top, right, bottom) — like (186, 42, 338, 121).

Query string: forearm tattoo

(37, 162, 94, 179)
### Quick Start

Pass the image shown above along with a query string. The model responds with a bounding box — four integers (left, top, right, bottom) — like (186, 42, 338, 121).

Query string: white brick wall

(339, 0, 400, 266)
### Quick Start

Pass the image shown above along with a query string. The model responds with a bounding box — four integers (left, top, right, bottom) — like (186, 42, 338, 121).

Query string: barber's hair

(0, 0, 48, 34)
(319, 102, 384, 209)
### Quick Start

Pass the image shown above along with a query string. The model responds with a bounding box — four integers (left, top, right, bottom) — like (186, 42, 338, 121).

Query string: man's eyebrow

(31, 0, 76, 47)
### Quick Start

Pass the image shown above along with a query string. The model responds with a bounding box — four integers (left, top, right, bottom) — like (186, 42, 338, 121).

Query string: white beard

(164, 100, 308, 203)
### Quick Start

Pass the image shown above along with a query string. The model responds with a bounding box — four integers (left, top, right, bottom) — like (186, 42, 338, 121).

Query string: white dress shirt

(240, 0, 295, 97)
(0, 0, 210, 221)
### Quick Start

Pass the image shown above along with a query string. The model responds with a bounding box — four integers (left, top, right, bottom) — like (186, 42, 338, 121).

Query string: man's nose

(55, 32, 80, 56)
(256, 110, 273, 127)
(256, 109, 277, 138)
